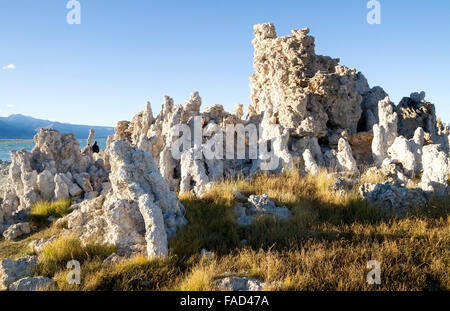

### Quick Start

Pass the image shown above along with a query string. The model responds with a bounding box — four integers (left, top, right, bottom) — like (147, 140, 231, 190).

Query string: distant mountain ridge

(0, 114, 115, 139)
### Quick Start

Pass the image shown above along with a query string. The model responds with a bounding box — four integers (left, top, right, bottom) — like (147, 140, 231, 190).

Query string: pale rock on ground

(397, 92, 438, 140)
(8, 276, 55, 291)
(386, 127, 424, 176)
(331, 176, 358, 197)
(102, 253, 121, 267)
(303, 149, 320, 176)
(235, 194, 291, 225)
(359, 183, 429, 217)
(106, 23, 392, 196)
(216, 276, 264, 291)
(2, 222, 31, 241)
(0, 256, 38, 290)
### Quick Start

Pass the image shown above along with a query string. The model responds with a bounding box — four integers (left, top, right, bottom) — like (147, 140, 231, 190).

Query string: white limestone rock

(8, 276, 55, 291)
(216, 276, 264, 291)
(249, 23, 363, 137)
(54, 174, 70, 201)
(179, 146, 212, 198)
(235, 194, 291, 226)
(386, 127, 424, 176)
(303, 149, 320, 176)
(360, 183, 428, 217)
(0, 256, 38, 290)
(61, 140, 186, 257)
(7, 129, 108, 213)
(420, 144, 449, 196)
(336, 138, 358, 173)
(372, 97, 398, 165)
(2, 222, 31, 241)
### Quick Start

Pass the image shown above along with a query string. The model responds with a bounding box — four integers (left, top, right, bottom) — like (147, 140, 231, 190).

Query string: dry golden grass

(0, 225, 62, 260)
(1, 170, 448, 291)
(36, 234, 115, 277)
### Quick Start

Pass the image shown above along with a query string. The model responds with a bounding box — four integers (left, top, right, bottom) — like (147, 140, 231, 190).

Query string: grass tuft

(29, 199, 72, 226)
(36, 235, 115, 277)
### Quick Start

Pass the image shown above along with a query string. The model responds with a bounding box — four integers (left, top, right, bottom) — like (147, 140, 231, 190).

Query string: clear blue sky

(0, 0, 449, 126)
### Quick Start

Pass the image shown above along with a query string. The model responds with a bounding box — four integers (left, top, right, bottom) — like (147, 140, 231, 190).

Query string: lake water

(0, 138, 108, 161)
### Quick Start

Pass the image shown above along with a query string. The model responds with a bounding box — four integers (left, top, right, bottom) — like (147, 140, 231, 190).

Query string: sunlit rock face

(249, 23, 364, 138)
(60, 140, 187, 258)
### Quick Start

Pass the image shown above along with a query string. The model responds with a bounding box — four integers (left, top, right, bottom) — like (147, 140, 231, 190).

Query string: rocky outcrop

(104, 23, 386, 196)
(28, 236, 57, 254)
(234, 194, 291, 225)
(397, 92, 437, 140)
(0, 129, 110, 234)
(6, 129, 109, 207)
(98, 23, 449, 201)
(249, 23, 364, 138)
(61, 140, 187, 257)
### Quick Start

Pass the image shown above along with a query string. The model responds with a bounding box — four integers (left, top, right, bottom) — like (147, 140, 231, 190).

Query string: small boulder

(0, 256, 38, 290)
(248, 194, 291, 220)
(8, 276, 55, 291)
(360, 183, 429, 217)
(216, 276, 264, 291)
(2, 222, 31, 241)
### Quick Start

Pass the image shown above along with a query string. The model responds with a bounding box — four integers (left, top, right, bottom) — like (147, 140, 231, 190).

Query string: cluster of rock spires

(109, 23, 448, 200)
(0, 23, 449, 268)
(0, 130, 186, 259)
